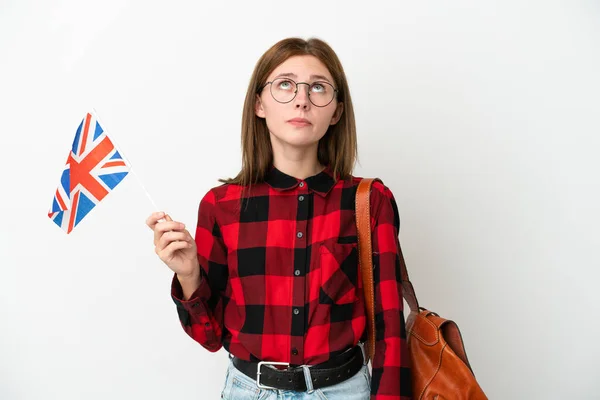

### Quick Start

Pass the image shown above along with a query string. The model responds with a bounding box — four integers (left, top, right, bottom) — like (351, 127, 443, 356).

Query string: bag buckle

(256, 361, 290, 389)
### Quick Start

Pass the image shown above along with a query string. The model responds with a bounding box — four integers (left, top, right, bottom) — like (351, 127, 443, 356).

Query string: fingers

(157, 240, 193, 261)
(146, 212, 166, 229)
(147, 212, 181, 231)
(147, 212, 188, 245)
(157, 230, 193, 252)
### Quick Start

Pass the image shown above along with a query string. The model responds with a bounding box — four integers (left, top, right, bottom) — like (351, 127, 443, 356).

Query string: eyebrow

(274, 72, 333, 84)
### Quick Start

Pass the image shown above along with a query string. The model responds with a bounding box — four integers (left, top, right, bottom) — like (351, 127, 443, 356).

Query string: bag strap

(355, 178, 420, 360)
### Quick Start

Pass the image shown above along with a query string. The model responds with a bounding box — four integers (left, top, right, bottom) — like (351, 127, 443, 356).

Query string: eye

(277, 79, 294, 90)
(311, 83, 326, 93)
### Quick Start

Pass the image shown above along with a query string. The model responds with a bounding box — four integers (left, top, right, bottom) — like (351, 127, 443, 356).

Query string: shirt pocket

(318, 241, 359, 305)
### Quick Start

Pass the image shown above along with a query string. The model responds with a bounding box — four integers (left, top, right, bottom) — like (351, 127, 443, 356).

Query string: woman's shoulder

(199, 181, 247, 204)
(197, 181, 255, 223)
(346, 174, 395, 200)
(346, 173, 400, 226)
(194, 182, 239, 226)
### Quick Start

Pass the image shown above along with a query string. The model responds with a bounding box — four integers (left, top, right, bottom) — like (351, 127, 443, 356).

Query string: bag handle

(356, 178, 420, 360)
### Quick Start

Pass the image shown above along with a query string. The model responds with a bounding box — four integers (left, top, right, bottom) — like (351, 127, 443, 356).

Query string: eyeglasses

(259, 78, 338, 107)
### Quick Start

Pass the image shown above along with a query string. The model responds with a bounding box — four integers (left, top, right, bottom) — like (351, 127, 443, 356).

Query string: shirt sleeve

(369, 181, 412, 400)
(170, 188, 229, 353)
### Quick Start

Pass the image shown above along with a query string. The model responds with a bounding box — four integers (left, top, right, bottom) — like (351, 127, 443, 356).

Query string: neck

(271, 151, 324, 181)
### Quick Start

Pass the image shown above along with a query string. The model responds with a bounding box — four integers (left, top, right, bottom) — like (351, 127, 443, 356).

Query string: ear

(255, 94, 266, 118)
(330, 102, 344, 125)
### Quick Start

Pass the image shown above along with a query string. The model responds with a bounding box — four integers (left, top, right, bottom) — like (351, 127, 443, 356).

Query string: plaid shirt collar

(265, 165, 337, 197)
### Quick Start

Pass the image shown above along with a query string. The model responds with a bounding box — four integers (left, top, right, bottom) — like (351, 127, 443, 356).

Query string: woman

(146, 37, 412, 400)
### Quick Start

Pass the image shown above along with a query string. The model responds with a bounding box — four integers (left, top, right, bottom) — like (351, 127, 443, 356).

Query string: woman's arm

(369, 181, 412, 400)
(170, 189, 229, 353)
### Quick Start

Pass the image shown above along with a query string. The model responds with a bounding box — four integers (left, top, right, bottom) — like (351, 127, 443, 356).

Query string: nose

(294, 83, 310, 110)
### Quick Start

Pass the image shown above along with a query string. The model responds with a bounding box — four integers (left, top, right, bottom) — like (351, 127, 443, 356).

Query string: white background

(1, 1, 599, 399)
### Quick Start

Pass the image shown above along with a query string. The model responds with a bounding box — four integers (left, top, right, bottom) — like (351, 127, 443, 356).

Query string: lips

(287, 118, 312, 127)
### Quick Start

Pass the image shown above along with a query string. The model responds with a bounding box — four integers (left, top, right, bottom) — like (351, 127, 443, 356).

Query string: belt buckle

(256, 361, 290, 389)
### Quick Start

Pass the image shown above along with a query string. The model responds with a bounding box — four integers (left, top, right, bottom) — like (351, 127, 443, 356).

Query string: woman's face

(255, 55, 343, 150)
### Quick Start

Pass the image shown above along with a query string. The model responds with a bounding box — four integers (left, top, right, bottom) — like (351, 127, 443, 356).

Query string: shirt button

(293, 308, 300, 315)
(299, 182, 305, 188)
(294, 270, 300, 276)
(298, 195, 305, 202)
(297, 232, 303, 238)
(292, 348, 298, 355)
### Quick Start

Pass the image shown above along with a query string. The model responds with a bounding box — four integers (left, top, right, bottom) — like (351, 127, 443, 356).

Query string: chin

(272, 130, 321, 148)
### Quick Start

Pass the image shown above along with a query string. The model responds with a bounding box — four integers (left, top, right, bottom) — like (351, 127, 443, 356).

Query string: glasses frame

(259, 78, 339, 108)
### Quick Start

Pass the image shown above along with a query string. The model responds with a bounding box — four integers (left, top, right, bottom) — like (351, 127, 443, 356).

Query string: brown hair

(219, 37, 358, 189)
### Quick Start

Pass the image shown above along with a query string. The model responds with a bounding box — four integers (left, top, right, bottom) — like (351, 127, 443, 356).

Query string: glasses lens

(270, 78, 297, 103)
(308, 81, 335, 107)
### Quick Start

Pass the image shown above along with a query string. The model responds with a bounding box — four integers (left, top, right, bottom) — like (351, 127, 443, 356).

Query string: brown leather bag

(356, 178, 488, 400)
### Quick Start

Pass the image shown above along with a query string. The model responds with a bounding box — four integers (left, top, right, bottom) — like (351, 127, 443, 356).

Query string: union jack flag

(48, 112, 130, 233)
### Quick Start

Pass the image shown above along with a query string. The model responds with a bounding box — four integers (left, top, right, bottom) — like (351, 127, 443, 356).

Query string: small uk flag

(48, 112, 130, 233)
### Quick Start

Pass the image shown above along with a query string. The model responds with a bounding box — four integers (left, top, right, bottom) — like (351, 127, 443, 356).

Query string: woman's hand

(146, 212, 199, 279)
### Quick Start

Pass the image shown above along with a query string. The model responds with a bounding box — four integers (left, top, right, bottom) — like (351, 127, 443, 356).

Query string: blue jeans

(220, 358, 371, 400)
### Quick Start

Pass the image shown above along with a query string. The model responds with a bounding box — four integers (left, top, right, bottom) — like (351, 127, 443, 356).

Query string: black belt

(232, 344, 365, 391)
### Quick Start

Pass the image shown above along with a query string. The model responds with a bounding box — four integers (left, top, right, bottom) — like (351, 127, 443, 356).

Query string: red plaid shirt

(171, 165, 412, 399)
